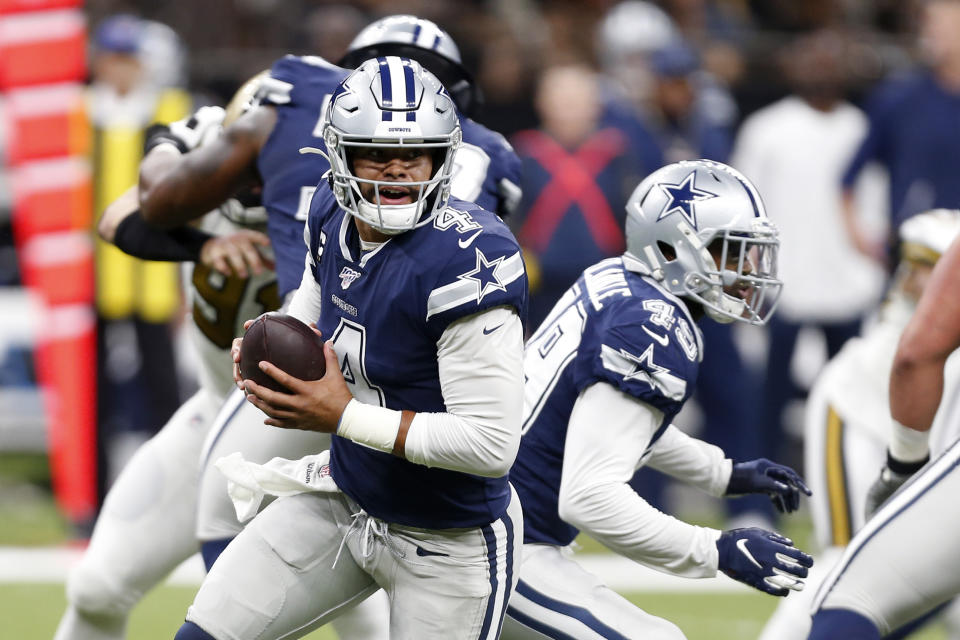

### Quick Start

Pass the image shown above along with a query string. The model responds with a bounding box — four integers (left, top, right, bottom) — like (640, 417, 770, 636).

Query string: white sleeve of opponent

(285, 263, 323, 325)
(644, 425, 732, 498)
(558, 382, 721, 578)
(403, 306, 523, 478)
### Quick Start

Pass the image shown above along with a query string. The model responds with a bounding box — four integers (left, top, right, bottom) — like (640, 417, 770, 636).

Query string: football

(239, 314, 326, 392)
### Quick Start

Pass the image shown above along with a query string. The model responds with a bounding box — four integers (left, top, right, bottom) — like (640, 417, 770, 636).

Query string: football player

(807, 219, 960, 638)
(51, 81, 286, 640)
(500, 160, 813, 639)
(57, 16, 518, 640)
(174, 57, 526, 640)
(135, 14, 521, 574)
(758, 209, 960, 640)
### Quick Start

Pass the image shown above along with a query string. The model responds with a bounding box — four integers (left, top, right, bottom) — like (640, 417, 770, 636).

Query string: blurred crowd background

(2, 0, 959, 535)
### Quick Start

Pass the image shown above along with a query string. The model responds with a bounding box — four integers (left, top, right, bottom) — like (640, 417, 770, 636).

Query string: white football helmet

(340, 15, 480, 115)
(898, 208, 960, 265)
(323, 56, 461, 235)
(623, 160, 782, 325)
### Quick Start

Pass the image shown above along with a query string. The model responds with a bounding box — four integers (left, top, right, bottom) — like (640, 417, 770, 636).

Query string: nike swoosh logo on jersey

(737, 538, 763, 569)
(483, 323, 504, 335)
(642, 325, 670, 347)
(458, 230, 482, 249)
(415, 546, 449, 557)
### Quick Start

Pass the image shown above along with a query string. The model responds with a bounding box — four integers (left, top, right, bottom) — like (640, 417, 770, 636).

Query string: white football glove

(168, 105, 226, 151)
(146, 105, 226, 155)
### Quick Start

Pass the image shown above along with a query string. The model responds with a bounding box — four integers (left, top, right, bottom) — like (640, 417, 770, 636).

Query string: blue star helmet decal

(656, 171, 717, 229)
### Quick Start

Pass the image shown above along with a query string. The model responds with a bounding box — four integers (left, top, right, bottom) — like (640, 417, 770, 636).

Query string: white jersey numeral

(295, 185, 318, 221)
(521, 288, 587, 435)
(449, 142, 491, 204)
(331, 318, 385, 407)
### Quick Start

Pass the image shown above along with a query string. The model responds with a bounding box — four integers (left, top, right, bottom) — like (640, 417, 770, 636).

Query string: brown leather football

(239, 314, 326, 393)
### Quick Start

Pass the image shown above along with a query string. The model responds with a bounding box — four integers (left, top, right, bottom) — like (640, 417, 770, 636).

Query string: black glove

(864, 451, 928, 519)
(717, 527, 813, 596)
(726, 458, 812, 513)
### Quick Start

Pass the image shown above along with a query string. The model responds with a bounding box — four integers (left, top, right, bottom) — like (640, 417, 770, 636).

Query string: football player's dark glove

(726, 458, 812, 513)
(717, 528, 813, 597)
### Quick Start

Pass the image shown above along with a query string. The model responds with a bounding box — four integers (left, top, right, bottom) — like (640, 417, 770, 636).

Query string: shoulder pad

(424, 208, 527, 332)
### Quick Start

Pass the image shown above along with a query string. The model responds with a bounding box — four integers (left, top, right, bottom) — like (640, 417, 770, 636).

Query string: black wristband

(143, 123, 188, 155)
(887, 451, 929, 475)
(114, 210, 213, 262)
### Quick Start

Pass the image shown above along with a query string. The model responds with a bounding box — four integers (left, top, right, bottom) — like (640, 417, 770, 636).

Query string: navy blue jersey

(456, 118, 522, 217)
(257, 55, 523, 297)
(304, 189, 528, 528)
(510, 258, 704, 546)
(257, 56, 348, 296)
(842, 69, 960, 227)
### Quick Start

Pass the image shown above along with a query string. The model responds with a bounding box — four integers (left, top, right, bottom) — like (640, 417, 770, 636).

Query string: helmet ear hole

(657, 241, 677, 262)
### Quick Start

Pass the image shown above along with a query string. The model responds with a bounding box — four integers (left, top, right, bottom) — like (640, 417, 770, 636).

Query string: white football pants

(185, 487, 522, 640)
(811, 436, 960, 635)
(54, 389, 220, 640)
(501, 544, 686, 640)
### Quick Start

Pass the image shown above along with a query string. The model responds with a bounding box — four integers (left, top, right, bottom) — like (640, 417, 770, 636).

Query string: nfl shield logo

(339, 266, 362, 289)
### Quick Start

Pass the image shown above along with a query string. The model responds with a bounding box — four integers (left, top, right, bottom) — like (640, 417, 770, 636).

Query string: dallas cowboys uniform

(195, 53, 523, 548)
(501, 257, 738, 640)
(54, 208, 280, 640)
(181, 187, 527, 640)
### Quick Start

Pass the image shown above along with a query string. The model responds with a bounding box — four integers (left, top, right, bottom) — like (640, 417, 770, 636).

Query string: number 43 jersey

(305, 188, 528, 529)
(511, 257, 705, 546)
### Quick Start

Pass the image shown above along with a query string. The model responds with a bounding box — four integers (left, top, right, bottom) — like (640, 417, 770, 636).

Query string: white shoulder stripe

(427, 250, 524, 320)
(258, 77, 293, 105)
(600, 343, 687, 401)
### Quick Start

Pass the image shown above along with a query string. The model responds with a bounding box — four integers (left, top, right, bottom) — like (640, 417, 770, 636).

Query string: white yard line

(0, 546, 750, 593)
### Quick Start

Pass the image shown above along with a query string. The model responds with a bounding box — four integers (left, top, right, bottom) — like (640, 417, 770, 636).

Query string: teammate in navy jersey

(49, 15, 519, 640)
(140, 15, 520, 297)
(135, 14, 521, 571)
(500, 160, 814, 640)
(174, 57, 525, 640)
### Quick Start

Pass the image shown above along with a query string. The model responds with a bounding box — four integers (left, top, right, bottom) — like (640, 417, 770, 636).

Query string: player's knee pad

(66, 561, 140, 618)
(200, 538, 233, 572)
(808, 608, 880, 640)
(174, 621, 218, 640)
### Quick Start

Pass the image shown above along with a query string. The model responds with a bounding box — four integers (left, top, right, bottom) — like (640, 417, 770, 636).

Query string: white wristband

(889, 420, 930, 463)
(336, 399, 401, 454)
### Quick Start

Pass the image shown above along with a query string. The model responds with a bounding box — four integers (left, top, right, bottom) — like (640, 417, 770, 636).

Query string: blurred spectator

(596, 0, 678, 112)
(646, 38, 736, 163)
(732, 29, 886, 485)
(842, 0, 960, 262)
(660, 0, 750, 88)
(87, 14, 192, 496)
(510, 63, 657, 328)
(475, 31, 538, 137)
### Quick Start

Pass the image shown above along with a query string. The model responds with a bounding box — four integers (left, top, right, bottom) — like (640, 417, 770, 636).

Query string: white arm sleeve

(558, 382, 721, 578)
(403, 306, 523, 478)
(644, 425, 732, 498)
(285, 263, 323, 325)
(285, 222, 323, 323)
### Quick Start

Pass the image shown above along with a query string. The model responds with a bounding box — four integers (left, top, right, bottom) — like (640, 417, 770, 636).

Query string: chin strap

(299, 146, 331, 161)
